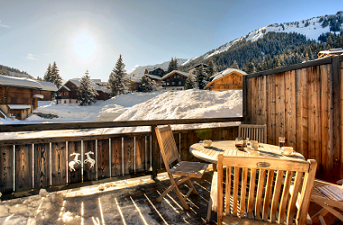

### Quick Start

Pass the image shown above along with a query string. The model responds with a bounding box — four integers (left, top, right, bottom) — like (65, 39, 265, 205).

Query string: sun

(73, 32, 97, 61)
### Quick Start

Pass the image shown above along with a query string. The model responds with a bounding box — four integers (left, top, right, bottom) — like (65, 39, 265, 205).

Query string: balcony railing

(0, 117, 242, 194)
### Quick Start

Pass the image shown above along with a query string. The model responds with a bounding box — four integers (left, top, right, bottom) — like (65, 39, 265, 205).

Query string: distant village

(0, 48, 341, 120)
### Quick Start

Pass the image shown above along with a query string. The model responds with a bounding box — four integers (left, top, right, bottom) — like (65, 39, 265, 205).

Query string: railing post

(151, 125, 158, 180)
(243, 75, 248, 124)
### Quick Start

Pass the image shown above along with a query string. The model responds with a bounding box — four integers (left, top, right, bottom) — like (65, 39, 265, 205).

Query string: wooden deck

(0, 169, 342, 225)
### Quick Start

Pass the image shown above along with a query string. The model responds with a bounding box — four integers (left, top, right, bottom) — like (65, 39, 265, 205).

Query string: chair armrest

(210, 172, 218, 212)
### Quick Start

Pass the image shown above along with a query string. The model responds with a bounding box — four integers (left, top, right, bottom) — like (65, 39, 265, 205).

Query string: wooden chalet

(144, 67, 166, 77)
(205, 68, 247, 91)
(57, 79, 111, 104)
(33, 80, 58, 101)
(161, 70, 189, 90)
(318, 48, 343, 58)
(0, 75, 46, 120)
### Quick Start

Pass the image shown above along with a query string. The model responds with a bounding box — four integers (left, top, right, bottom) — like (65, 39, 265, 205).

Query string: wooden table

(189, 140, 305, 164)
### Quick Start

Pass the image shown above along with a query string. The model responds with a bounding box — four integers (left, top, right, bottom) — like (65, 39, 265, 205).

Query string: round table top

(189, 140, 305, 164)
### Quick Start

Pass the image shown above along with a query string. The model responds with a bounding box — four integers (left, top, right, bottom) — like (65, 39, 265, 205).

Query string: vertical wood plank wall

(0, 126, 238, 193)
(244, 56, 343, 179)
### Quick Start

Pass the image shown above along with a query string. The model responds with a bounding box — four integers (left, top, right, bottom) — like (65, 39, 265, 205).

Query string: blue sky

(0, 0, 342, 82)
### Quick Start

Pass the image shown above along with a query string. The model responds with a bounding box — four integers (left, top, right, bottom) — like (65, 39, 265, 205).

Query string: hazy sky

(0, 0, 342, 82)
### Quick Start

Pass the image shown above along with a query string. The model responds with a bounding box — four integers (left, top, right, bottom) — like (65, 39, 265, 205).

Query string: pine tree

(108, 54, 129, 96)
(167, 57, 178, 73)
(206, 59, 215, 78)
(137, 75, 156, 92)
(43, 63, 52, 82)
(184, 74, 196, 89)
(231, 60, 239, 69)
(77, 70, 97, 106)
(196, 64, 208, 89)
(50, 62, 62, 88)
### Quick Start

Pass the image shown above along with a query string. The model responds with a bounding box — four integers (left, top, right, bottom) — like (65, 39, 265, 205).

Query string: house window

(167, 82, 169, 85)
(172, 82, 175, 85)
(66, 92, 69, 96)
(178, 81, 181, 85)
(16, 113, 21, 118)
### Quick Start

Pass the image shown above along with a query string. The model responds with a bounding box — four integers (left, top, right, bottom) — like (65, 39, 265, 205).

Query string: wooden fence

(0, 118, 240, 193)
(243, 55, 343, 179)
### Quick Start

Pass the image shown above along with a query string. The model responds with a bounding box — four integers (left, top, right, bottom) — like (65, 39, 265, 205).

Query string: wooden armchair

(208, 155, 317, 224)
(238, 124, 267, 143)
(155, 125, 209, 210)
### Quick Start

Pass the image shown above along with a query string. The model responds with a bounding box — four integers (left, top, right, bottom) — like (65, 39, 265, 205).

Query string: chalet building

(318, 48, 343, 58)
(205, 68, 247, 91)
(33, 80, 58, 101)
(161, 70, 189, 90)
(144, 67, 166, 77)
(57, 78, 111, 104)
(0, 75, 56, 120)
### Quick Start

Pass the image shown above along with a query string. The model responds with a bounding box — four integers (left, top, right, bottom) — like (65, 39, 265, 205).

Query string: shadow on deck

(0, 170, 342, 224)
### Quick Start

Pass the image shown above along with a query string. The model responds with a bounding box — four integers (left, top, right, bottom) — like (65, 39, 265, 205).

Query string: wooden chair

(208, 154, 317, 224)
(155, 125, 209, 210)
(238, 124, 267, 143)
(311, 179, 343, 224)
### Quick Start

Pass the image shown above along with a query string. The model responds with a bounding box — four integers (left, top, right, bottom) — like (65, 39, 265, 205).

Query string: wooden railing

(0, 117, 242, 193)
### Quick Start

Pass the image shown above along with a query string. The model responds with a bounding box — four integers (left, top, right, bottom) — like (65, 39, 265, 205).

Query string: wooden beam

(0, 117, 243, 133)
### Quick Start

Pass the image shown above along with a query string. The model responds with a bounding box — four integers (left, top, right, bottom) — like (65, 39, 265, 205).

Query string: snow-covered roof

(205, 68, 247, 89)
(7, 104, 31, 110)
(146, 74, 162, 80)
(69, 78, 111, 94)
(161, 70, 189, 80)
(211, 68, 247, 82)
(58, 85, 71, 92)
(36, 80, 58, 92)
(0, 75, 42, 89)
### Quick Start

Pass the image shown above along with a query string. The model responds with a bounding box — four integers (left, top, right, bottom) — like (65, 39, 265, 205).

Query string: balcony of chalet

(1, 56, 343, 224)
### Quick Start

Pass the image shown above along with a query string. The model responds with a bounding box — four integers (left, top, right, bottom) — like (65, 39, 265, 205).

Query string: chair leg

(186, 180, 199, 195)
(157, 184, 175, 202)
(206, 198, 212, 223)
(174, 184, 190, 210)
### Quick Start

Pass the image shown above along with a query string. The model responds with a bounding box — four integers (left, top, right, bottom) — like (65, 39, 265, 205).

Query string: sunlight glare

(73, 32, 97, 61)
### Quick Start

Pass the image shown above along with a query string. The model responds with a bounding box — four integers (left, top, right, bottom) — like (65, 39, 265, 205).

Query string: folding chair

(155, 125, 209, 210)
(208, 154, 317, 224)
(238, 124, 267, 143)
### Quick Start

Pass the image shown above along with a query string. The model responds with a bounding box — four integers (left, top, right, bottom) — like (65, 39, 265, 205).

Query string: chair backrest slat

(278, 171, 293, 224)
(287, 172, 303, 224)
(238, 124, 267, 143)
(240, 167, 249, 217)
(262, 170, 275, 221)
(217, 155, 317, 224)
(155, 125, 179, 167)
(270, 170, 284, 223)
(247, 168, 257, 219)
(225, 167, 231, 215)
(232, 167, 240, 216)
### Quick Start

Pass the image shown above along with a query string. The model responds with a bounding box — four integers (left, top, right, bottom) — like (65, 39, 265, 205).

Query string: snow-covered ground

(0, 89, 242, 140)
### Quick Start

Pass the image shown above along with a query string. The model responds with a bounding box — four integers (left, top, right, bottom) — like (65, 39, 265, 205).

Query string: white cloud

(0, 20, 10, 28)
(26, 53, 38, 60)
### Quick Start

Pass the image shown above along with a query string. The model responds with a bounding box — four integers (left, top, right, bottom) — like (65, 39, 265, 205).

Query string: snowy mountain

(128, 58, 188, 81)
(182, 12, 343, 66)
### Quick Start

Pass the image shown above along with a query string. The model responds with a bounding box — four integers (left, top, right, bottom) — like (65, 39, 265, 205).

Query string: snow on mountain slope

(182, 15, 341, 65)
(129, 58, 188, 81)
